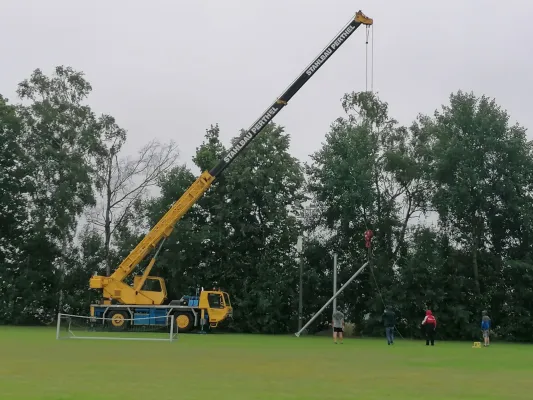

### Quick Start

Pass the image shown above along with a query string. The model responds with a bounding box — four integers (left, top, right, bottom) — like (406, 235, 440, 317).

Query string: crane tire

(107, 310, 129, 331)
(173, 312, 194, 333)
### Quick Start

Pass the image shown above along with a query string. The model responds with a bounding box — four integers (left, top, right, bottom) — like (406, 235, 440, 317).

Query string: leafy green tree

(143, 123, 305, 333)
(5, 66, 121, 322)
(305, 91, 431, 332)
(417, 90, 533, 297)
(139, 125, 228, 301)
(220, 123, 305, 333)
(61, 226, 107, 316)
(16, 66, 103, 237)
(142, 164, 206, 299)
(0, 95, 32, 324)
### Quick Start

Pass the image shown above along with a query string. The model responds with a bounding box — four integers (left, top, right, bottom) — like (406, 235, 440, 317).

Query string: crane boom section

(89, 10, 372, 303)
(111, 171, 214, 282)
(209, 10, 372, 178)
(89, 171, 214, 287)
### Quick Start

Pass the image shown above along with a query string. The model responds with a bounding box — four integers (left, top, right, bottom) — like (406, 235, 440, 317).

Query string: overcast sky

(2, 0, 532, 174)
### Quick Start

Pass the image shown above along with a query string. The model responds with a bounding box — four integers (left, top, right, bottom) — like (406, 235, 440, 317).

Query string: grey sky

(2, 0, 532, 175)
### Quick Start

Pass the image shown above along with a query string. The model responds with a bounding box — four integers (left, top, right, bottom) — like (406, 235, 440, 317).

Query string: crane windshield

(208, 292, 224, 309)
(223, 292, 231, 307)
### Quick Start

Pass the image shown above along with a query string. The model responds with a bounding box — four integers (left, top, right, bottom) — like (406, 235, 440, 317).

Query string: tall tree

(88, 134, 180, 276)
(11, 66, 114, 322)
(305, 91, 431, 330)
(0, 95, 32, 324)
(144, 123, 305, 333)
(141, 125, 227, 299)
(142, 164, 205, 299)
(220, 123, 305, 333)
(418, 90, 533, 296)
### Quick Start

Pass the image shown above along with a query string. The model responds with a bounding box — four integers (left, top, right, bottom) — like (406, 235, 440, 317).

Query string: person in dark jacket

(382, 305, 396, 345)
(421, 309, 437, 346)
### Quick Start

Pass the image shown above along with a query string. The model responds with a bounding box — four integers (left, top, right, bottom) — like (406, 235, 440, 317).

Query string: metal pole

(333, 253, 338, 313)
(296, 236, 304, 332)
(56, 313, 62, 340)
(295, 261, 369, 337)
(298, 256, 303, 331)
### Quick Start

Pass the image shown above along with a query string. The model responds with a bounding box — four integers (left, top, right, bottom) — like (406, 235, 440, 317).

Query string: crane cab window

(208, 293, 224, 309)
(142, 279, 162, 292)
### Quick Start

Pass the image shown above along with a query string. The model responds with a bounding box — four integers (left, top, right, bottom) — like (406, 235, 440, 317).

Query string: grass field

(1, 327, 533, 399)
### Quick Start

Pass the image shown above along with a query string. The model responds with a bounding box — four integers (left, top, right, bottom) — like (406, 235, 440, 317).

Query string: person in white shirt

(332, 309, 345, 344)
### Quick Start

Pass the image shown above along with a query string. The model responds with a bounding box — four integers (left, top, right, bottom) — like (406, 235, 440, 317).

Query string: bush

(344, 322, 357, 337)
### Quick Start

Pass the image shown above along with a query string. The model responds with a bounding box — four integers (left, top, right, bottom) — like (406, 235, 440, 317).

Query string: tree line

(1, 66, 532, 342)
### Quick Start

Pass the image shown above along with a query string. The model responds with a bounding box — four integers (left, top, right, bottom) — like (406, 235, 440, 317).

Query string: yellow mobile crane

(89, 10, 373, 333)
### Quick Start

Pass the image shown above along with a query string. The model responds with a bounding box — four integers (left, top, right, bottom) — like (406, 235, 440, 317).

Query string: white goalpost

(56, 313, 178, 342)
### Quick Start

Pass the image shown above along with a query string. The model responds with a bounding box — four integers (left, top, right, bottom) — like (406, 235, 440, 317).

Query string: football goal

(56, 312, 178, 342)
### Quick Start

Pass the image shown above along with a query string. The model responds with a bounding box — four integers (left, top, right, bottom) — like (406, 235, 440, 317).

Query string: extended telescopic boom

(210, 11, 373, 177)
(89, 11, 373, 302)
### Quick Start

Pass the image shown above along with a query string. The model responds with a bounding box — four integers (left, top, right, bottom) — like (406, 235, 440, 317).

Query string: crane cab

(133, 275, 167, 305)
(198, 290, 233, 327)
(167, 289, 232, 332)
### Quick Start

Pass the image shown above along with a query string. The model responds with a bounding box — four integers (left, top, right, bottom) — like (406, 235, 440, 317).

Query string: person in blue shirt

(481, 310, 491, 347)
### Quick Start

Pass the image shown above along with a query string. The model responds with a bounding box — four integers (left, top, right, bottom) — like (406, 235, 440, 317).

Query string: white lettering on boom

(223, 106, 279, 164)
(305, 24, 355, 76)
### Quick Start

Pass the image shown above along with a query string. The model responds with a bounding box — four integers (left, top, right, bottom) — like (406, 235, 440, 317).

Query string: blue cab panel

(132, 307, 168, 325)
(93, 306, 168, 326)
(182, 295, 199, 307)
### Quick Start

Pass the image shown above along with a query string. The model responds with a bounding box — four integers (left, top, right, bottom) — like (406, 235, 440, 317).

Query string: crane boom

(210, 11, 372, 177)
(89, 10, 373, 304)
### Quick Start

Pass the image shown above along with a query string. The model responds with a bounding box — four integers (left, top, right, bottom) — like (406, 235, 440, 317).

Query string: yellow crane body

(88, 10, 372, 333)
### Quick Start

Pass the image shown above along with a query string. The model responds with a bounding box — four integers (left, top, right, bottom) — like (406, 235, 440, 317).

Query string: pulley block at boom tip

(355, 10, 373, 25)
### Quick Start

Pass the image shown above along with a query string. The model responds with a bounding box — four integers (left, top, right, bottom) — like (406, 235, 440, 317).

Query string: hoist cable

(369, 258, 385, 308)
(371, 25, 374, 92)
(365, 26, 369, 92)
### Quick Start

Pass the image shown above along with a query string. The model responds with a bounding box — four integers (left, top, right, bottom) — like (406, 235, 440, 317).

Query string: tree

(305, 91, 431, 331)
(144, 122, 305, 333)
(142, 163, 205, 299)
(0, 95, 32, 324)
(61, 226, 107, 316)
(418, 90, 533, 296)
(5, 66, 123, 322)
(88, 135, 180, 276)
(16, 66, 103, 237)
(219, 123, 305, 332)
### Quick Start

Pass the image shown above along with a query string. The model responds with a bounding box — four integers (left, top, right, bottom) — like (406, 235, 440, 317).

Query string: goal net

(56, 313, 178, 342)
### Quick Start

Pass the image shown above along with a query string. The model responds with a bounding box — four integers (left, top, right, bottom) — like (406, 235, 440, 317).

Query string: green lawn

(1, 327, 533, 399)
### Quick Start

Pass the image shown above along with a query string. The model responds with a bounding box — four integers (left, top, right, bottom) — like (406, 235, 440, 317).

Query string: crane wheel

(174, 312, 194, 333)
(107, 311, 129, 331)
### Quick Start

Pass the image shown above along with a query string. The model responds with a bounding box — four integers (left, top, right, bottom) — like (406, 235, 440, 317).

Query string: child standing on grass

(481, 310, 491, 347)
(421, 310, 437, 346)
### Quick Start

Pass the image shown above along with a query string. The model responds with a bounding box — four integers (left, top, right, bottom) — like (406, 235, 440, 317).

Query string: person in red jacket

(421, 310, 437, 346)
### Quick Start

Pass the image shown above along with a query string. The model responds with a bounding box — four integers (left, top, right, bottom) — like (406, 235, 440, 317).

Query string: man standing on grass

(382, 305, 396, 345)
(332, 309, 345, 344)
(481, 310, 491, 347)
